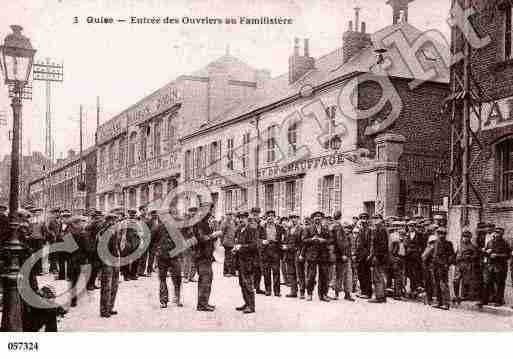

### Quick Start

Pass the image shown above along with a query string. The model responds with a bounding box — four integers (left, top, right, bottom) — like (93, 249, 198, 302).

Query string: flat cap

(436, 227, 448, 234)
(311, 211, 324, 219)
(462, 230, 472, 238)
(265, 210, 276, 216)
(238, 211, 249, 218)
(358, 212, 369, 220)
(250, 207, 261, 214)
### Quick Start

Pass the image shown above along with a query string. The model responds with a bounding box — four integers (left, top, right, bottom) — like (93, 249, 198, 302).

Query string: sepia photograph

(0, 0, 513, 351)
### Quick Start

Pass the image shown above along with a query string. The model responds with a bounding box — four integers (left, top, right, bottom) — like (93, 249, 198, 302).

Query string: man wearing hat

(302, 211, 331, 302)
(431, 227, 455, 310)
(480, 227, 511, 307)
(250, 207, 266, 294)
(29, 208, 47, 276)
(98, 212, 121, 317)
(390, 228, 407, 299)
(66, 215, 90, 307)
(191, 204, 217, 312)
(404, 220, 424, 298)
(331, 213, 354, 301)
(421, 235, 438, 305)
(47, 208, 62, 275)
(354, 212, 373, 299)
(233, 211, 258, 313)
(368, 214, 389, 303)
(220, 212, 237, 277)
(261, 210, 284, 297)
(85, 211, 104, 291)
(282, 213, 302, 298)
(120, 209, 141, 281)
(182, 207, 198, 283)
(453, 230, 480, 303)
(59, 210, 72, 281)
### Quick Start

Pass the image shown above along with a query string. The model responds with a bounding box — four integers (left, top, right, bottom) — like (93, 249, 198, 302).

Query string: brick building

(180, 1, 451, 220)
(28, 147, 96, 215)
(447, 0, 513, 238)
(95, 52, 270, 212)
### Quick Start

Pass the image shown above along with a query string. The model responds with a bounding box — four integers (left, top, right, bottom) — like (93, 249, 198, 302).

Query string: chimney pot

(294, 37, 300, 56)
(348, 20, 353, 31)
(361, 21, 366, 33)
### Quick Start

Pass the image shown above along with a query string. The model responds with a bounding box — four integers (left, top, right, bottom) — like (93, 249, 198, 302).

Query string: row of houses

(28, 0, 513, 237)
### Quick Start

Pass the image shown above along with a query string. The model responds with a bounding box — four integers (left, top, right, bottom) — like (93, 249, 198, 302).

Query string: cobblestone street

(33, 263, 513, 331)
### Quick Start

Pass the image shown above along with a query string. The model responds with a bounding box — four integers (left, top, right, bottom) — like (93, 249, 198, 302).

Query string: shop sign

(258, 153, 345, 180)
(127, 85, 181, 126)
(473, 96, 513, 131)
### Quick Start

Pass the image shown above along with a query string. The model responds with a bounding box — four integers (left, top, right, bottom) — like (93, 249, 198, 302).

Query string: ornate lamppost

(0, 25, 36, 331)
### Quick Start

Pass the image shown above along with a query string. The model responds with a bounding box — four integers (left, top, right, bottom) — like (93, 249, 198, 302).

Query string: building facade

(28, 147, 96, 214)
(95, 53, 270, 212)
(180, 2, 451, 221)
(449, 0, 513, 238)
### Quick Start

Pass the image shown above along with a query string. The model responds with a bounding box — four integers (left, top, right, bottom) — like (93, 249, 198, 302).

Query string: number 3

(73, 16, 78, 24)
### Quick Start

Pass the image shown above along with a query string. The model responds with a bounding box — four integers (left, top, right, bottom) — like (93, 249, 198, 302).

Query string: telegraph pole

(33, 58, 64, 162)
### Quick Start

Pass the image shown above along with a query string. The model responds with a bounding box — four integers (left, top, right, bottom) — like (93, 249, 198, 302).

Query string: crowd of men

(1, 201, 512, 330)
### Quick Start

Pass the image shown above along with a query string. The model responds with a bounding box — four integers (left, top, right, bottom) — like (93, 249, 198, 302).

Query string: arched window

(118, 136, 126, 167)
(100, 147, 106, 172)
(287, 122, 298, 156)
(128, 132, 137, 166)
(168, 115, 176, 149)
(154, 119, 162, 157)
(141, 185, 149, 205)
(129, 188, 137, 209)
(266, 125, 278, 163)
(140, 126, 148, 161)
(153, 182, 163, 201)
(108, 142, 115, 170)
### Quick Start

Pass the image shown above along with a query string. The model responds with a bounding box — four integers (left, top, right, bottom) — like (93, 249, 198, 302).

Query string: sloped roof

(191, 53, 258, 82)
(183, 21, 450, 140)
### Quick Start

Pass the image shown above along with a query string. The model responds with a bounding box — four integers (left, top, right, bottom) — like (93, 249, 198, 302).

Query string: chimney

(67, 149, 76, 159)
(386, 0, 413, 25)
(255, 68, 271, 95)
(342, 7, 372, 64)
(288, 37, 315, 84)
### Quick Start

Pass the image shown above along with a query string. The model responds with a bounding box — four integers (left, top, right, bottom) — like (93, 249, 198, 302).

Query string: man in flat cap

(354, 212, 373, 299)
(404, 220, 424, 298)
(250, 207, 266, 294)
(66, 215, 90, 308)
(282, 213, 303, 298)
(302, 211, 332, 301)
(480, 227, 511, 307)
(85, 210, 104, 291)
(220, 212, 237, 277)
(182, 207, 198, 283)
(453, 230, 480, 303)
(29, 208, 47, 276)
(368, 214, 389, 303)
(233, 211, 258, 313)
(421, 235, 438, 305)
(261, 210, 284, 297)
(431, 227, 455, 310)
(331, 213, 354, 301)
(47, 208, 62, 276)
(98, 212, 121, 317)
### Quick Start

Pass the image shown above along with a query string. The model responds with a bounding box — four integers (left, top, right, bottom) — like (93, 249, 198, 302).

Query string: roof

(182, 21, 450, 140)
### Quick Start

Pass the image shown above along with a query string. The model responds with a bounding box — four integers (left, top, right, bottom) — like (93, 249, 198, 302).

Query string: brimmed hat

(494, 227, 505, 234)
(342, 221, 352, 228)
(238, 211, 249, 218)
(436, 227, 448, 234)
(289, 213, 300, 219)
(250, 207, 261, 214)
(462, 229, 472, 238)
(265, 210, 276, 216)
(127, 209, 137, 214)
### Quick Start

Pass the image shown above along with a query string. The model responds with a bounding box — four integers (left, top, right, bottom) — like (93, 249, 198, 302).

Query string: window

(153, 182, 163, 201)
(184, 150, 191, 180)
(506, 5, 513, 60)
(227, 138, 234, 170)
(140, 126, 148, 161)
(324, 105, 341, 150)
(265, 183, 274, 212)
(287, 122, 298, 156)
(154, 119, 162, 157)
(499, 139, 513, 201)
(108, 142, 115, 170)
(210, 141, 221, 174)
(196, 146, 204, 178)
(242, 132, 250, 170)
(167, 116, 176, 149)
(118, 136, 126, 167)
(321, 175, 335, 215)
(266, 125, 277, 163)
(286, 181, 296, 212)
(141, 185, 149, 205)
(128, 132, 137, 166)
(225, 190, 233, 213)
(99, 147, 106, 172)
(240, 188, 248, 209)
(129, 188, 137, 209)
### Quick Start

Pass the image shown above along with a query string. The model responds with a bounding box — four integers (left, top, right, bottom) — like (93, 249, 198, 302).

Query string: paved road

(37, 263, 513, 331)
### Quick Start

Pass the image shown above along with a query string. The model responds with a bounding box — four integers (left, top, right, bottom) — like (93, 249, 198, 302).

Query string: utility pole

(33, 58, 64, 162)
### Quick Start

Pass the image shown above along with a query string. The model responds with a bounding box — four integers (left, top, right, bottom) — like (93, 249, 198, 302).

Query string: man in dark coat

(233, 212, 258, 314)
(333, 216, 355, 301)
(404, 220, 424, 297)
(261, 210, 284, 297)
(66, 216, 90, 308)
(220, 212, 237, 276)
(47, 208, 62, 275)
(85, 211, 103, 290)
(368, 214, 389, 303)
(354, 212, 372, 299)
(479, 227, 511, 307)
(98, 213, 121, 318)
(283, 214, 302, 298)
(453, 230, 480, 302)
(155, 206, 184, 308)
(120, 209, 141, 281)
(250, 207, 266, 294)
(302, 211, 332, 302)
(191, 205, 217, 312)
(431, 227, 455, 310)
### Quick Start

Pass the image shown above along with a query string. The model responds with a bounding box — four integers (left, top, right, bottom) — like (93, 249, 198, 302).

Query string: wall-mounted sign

(97, 115, 127, 145)
(472, 96, 513, 131)
(127, 85, 181, 126)
(258, 153, 345, 180)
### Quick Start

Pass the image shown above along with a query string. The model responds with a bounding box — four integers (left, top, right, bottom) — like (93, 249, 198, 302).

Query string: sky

(0, 0, 451, 161)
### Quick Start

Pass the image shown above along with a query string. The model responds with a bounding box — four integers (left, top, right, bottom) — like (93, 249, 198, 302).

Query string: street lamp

(0, 25, 36, 332)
